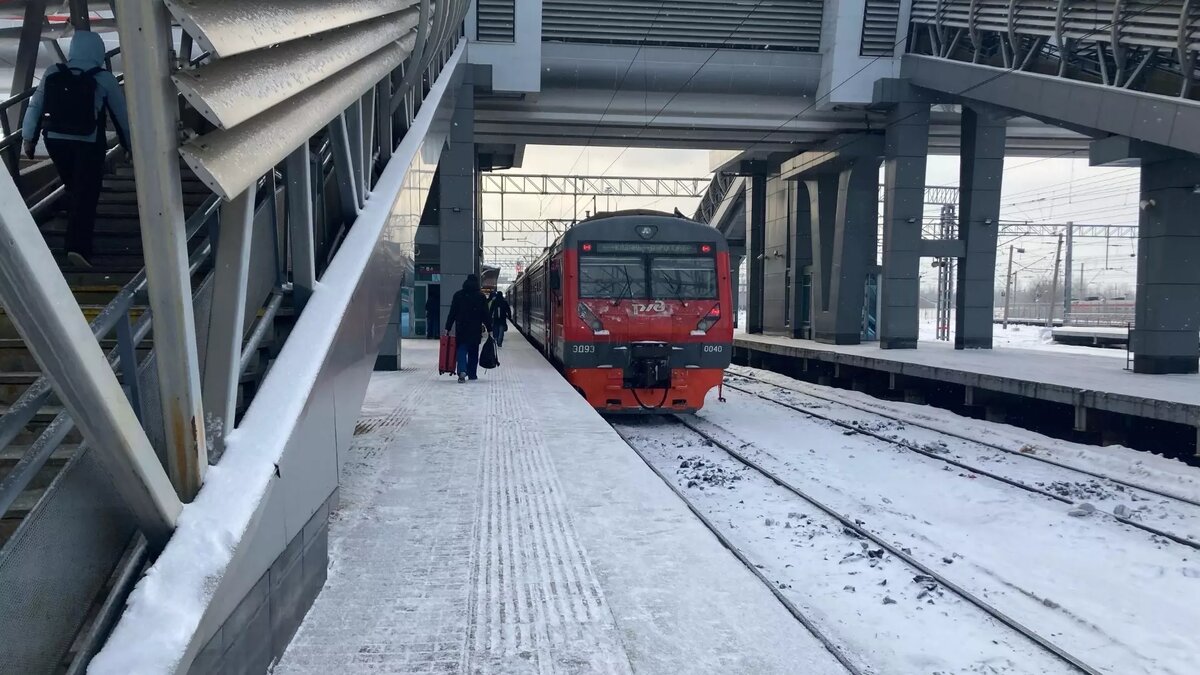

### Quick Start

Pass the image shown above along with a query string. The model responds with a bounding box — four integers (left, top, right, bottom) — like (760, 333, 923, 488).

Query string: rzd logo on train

(631, 300, 668, 314)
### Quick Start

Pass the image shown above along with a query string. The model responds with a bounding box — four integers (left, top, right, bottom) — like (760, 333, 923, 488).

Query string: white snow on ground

(919, 319, 1128, 359)
(730, 365, 1200, 504)
(724, 372, 1200, 545)
(616, 419, 1074, 675)
(688, 380, 1200, 675)
(276, 339, 851, 675)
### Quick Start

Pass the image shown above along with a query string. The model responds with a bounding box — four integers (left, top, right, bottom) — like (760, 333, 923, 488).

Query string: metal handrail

(0, 195, 220, 456)
(0, 235, 216, 519)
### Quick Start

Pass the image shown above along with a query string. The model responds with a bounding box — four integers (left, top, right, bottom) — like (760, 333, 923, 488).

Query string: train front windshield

(579, 250, 717, 300)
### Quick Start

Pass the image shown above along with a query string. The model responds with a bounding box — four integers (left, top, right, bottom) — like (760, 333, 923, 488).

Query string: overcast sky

(486, 146, 1141, 294)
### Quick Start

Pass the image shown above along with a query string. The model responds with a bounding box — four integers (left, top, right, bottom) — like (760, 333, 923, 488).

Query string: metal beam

(996, 222, 1138, 238)
(286, 142, 316, 309)
(328, 113, 360, 224)
(0, 162, 180, 543)
(8, 0, 45, 134)
(116, 0, 208, 500)
(484, 174, 961, 205)
(202, 190, 255, 463)
(481, 174, 710, 197)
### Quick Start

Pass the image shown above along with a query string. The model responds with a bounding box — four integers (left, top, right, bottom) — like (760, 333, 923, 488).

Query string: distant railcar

(509, 210, 733, 413)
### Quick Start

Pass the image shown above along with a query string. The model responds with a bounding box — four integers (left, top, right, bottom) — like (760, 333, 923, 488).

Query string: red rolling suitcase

(438, 334, 457, 375)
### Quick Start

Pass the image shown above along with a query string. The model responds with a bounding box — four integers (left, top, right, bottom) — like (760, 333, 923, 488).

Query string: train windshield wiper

(612, 265, 633, 306)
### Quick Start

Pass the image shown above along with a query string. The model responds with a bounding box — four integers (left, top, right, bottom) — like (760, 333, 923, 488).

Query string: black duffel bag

(480, 336, 499, 369)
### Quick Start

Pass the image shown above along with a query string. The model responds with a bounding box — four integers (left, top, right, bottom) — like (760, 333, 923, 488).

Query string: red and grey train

(509, 210, 734, 413)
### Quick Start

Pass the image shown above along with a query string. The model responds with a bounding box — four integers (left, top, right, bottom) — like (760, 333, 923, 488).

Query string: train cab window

(580, 256, 648, 299)
(650, 256, 717, 300)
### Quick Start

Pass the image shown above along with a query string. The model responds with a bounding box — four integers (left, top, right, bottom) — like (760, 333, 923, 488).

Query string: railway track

(609, 423, 865, 675)
(614, 416, 1103, 675)
(726, 373, 1200, 552)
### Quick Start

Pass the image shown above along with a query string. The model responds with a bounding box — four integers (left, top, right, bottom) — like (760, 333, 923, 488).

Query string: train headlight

(578, 302, 606, 333)
(695, 303, 721, 333)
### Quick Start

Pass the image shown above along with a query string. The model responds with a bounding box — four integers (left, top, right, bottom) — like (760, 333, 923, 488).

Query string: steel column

(346, 99, 366, 207)
(8, 0, 46, 135)
(0, 168, 180, 542)
(115, 0, 208, 500)
(202, 190, 255, 463)
(361, 88, 377, 198)
(68, 0, 91, 29)
(286, 143, 317, 310)
(377, 79, 394, 163)
(328, 114, 360, 224)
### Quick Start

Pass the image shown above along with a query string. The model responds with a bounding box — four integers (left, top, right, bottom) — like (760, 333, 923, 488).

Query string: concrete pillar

(728, 248, 744, 328)
(745, 173, 767, 334)
(439, 78, 478, 324)
(880, 100, 931, 349)
(809, 161, 882, 345)
(1132, 158, 1200, 373)
(762, 176, 791, 333)
(954, 107, 1006, 349)
(791, 182, 813, 339)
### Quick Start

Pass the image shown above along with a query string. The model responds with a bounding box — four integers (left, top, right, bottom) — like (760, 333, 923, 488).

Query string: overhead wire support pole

(115, 0, 208, 501)
(0, 163, 181, 543)
(1003, 245, 1016, 329)
(1047, 233, 1064, 328)
(1063, 222, 1074, 321)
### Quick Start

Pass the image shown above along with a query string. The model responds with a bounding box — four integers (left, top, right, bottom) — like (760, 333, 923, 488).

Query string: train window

(580, 256, 648, 299)
(650, 256, 718, 300)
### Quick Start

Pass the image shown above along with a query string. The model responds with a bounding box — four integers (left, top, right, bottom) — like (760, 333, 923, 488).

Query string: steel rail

(669, 413, 1103, 675)
(610, 423, 866, 675)
(724, 377, 1200, 552)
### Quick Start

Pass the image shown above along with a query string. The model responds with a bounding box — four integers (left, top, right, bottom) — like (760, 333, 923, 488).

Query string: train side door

(548, 258, 562, 360)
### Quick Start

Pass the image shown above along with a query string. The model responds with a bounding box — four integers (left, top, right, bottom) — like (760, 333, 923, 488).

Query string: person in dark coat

(424, 290, 438, 339)
(21, 31, 131, 269)
(444, 274, 489, 382)
(489, 290, 512, 348)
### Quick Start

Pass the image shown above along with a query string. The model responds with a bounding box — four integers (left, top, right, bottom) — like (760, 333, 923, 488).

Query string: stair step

(0, 338, 151, 372)
(0, 305, 147, 340)
(41, 218, 146, 236)
(98, 191, 211, 207)
(102, 178, 212, 194)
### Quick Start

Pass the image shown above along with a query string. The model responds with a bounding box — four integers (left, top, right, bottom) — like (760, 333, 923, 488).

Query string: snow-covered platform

(275, 338, 848, 674)
(735, 333, 1200, 454)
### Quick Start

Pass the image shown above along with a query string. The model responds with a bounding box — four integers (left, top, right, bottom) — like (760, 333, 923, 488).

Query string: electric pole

(1003, 245, 1016, 329)
(1062, 222, 1073, 322)
(1047, 233, 1064, 327)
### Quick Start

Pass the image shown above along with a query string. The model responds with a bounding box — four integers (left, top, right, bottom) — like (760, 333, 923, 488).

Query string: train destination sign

(584, 242, 707, 255)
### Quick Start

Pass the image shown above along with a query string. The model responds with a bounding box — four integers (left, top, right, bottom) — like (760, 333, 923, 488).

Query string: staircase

(0, 161, 211, 547)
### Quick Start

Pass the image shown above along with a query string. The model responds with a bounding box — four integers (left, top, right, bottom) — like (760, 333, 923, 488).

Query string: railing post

(286, 143, 317, 310)
(202, 190, 255, 463)
(115, 312, 142, 422)
(115, 0, 208, 500)
(0, 167, 180, 542)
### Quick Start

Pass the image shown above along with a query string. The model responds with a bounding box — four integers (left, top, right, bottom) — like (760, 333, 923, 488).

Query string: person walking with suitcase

(489, 290, 512, 348)
(21, 30, 131, 269)
(444, 274, 489, 383)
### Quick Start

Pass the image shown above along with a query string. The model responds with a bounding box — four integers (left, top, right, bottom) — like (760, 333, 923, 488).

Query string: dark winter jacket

(489, 292, 512, 331)
(445, 276, 490, 344)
